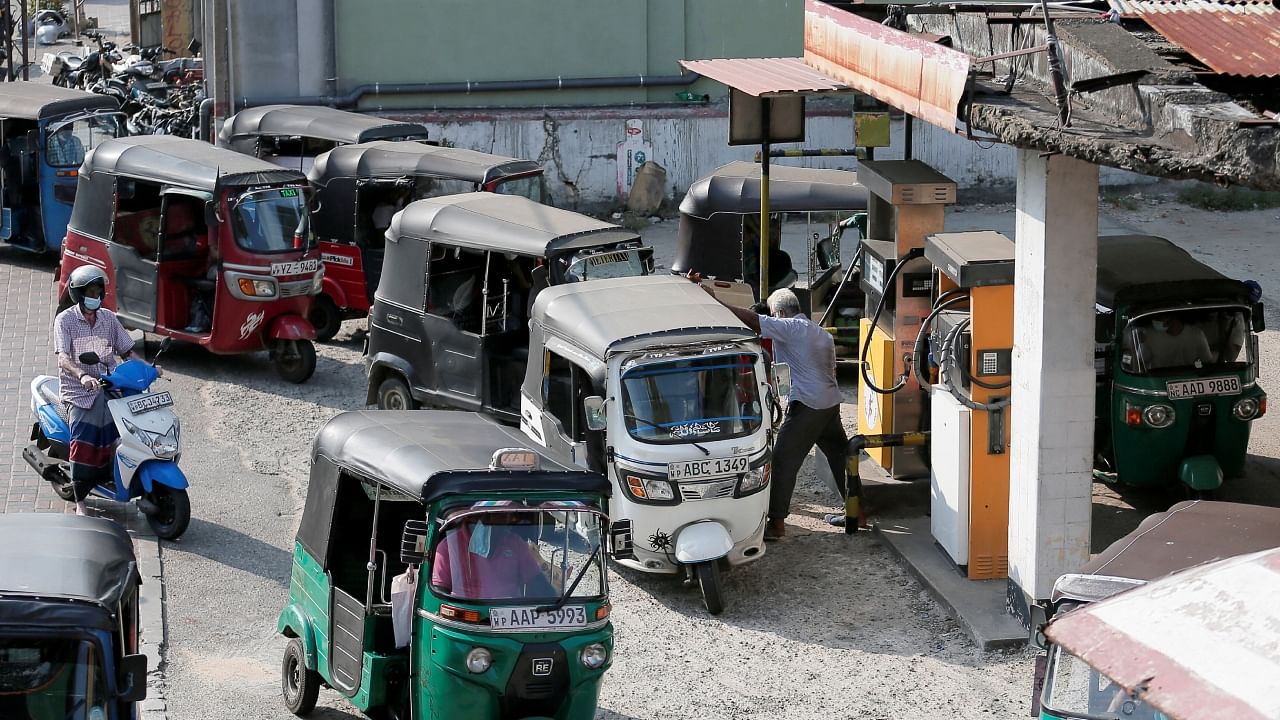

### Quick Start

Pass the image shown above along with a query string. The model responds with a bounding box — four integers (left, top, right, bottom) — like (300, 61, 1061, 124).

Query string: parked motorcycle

(23, 338, 191, 539)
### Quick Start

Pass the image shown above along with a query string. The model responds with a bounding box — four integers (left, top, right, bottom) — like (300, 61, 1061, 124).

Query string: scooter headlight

(737, 465, 770, 496)
(580, 642, 608, 670)
(465, 647, 493, 674)
(122, 418, 180, 459)
(1233, 397, 1260, 421)
(1143, 404, 1175, 429)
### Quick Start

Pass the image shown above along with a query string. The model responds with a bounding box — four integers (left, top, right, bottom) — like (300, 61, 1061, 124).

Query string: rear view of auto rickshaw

(0, 513, 148, 720)
(364, 192, 652, 420)
(218, 104, 430, 174)
(0, 83, 124, 254)
(1094, 235, 1266, 495)
(278, 410, 613, 720)
(305, 141, 546, 339)
(1033, 501, 1280, 720)
(58, 135, 323, 382)
(673, 161, 868, 342)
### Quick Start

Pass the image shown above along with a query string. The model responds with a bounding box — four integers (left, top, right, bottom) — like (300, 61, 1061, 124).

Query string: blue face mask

(468, 520, 492, 558)
(82, 296, 102, 312)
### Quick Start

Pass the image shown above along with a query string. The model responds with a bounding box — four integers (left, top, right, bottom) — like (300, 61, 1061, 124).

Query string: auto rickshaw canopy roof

(0, 81, 120, 120)
(83, 135, 307, 192)
(679, 161, 868, 219)
(310, 410, 610, 504)
(530, 275, 758, 359)
(0, 513, 139, 631)
(1096, 234, 1250, 310)
(308, 140, 542, 188)
(217, 104, 429, 146)
(1045, 545, 1280, 720)
(388, 192, 639, 257)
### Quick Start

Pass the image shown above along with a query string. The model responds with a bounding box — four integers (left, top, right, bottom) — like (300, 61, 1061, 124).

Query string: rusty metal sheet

(802, 0, 971, 132)
(1127, 0, 1280, 77)
(676, 57, 850, 97)
(1045, 547, 1280, 720)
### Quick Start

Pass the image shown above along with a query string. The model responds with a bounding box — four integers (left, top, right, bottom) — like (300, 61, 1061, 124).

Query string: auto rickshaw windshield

(1042, 644, 1169, 720)
(492, 174, 547, 204)
(619, 352, 762, 444)
(45, 114, 124, 168)
(230, 187, 310, 253)
(0, 636, 108, 719)
(1120, 307, 1252, 374)
(430, 506, 606, 604)
(564, 246, 653, 283)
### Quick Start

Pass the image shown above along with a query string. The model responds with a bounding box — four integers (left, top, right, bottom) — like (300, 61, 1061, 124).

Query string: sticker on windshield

(670, 421, 721, 439)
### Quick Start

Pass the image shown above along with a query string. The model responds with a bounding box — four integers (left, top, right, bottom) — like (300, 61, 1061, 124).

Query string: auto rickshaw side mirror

(583, 396, 607, 432)
(1028, 604, 1049, 650)
(1252, 302, 1266, 332)
(116, 653, 147, 703)
(204, 200, 221, 227)
(772, 362, 792, 400)
(400, 519, 430, 566)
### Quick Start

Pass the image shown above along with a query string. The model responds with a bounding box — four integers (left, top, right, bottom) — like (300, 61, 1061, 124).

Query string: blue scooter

(24, 339, 191, 539)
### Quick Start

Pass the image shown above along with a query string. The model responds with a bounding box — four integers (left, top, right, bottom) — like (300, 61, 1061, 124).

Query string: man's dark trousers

(769, 401, 847, 520)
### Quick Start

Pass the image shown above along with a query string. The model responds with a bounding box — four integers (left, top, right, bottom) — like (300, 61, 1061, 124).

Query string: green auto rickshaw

(278, 410, 614, 720)
(1094, 235, 1266, 495)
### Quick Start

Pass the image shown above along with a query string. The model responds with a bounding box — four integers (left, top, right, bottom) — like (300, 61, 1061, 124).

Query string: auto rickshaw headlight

(465, 647, 493, 674)
(1233, 397, 1260, 421)
(580, 643, 608, 670)
(626, 475, 674, 501)
(1143, 404, 1175, 428)
(238, 277, 277, 298)
(737, 466, 770, 495)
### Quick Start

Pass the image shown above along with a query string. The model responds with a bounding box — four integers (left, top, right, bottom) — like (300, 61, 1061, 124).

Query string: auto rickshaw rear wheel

(696, 561, 725, 615)
(282, 637, 320, 716)
(309, 296, 341, 343)
(274, 340, 317, 384)
(377, 376, 417, 411)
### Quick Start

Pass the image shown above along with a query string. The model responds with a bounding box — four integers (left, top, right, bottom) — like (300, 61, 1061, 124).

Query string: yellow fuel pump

(923, 231, 1015, 580)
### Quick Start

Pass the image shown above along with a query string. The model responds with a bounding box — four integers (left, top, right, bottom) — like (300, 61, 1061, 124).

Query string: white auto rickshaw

(519, 275, 787, 614)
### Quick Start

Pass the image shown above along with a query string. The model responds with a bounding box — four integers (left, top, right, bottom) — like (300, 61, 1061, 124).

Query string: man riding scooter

(53, 266, 162, 515)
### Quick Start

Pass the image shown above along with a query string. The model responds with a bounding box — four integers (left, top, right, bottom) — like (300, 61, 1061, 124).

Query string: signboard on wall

(616, 119, 653, 198)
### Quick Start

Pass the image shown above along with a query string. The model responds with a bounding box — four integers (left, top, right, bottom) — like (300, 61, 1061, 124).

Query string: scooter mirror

(583, 396, 607, 432)
(772, 363, 792, 401)
(78, 351, 101, 365)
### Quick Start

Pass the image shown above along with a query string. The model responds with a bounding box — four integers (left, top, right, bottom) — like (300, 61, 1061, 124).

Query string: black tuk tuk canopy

(82, 135, 307, 191)
(679, 161, 867, 219)
(308, 140, 542, 188)
(388, 192, 639, 257)
(217, 104, 429, 150)
(310, 410, 610, 504)
(0, 82, 119, 121)
(1097, 234, 1251, 310)
(0, 514, 138, 631)
(530, 275, 757, 359)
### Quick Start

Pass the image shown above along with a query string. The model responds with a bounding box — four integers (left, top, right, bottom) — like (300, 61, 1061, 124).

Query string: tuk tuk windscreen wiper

(537, 542, 602, 614)
(619, 410, 710, 456)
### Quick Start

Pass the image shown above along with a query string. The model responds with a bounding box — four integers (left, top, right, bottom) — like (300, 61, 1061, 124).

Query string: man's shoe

(763, 518, 786, 541)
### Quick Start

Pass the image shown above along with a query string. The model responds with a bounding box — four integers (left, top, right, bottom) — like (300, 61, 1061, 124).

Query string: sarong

(68, 393, 118, 502)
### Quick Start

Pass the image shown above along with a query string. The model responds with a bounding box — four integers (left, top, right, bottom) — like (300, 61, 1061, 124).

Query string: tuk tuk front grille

(678, 478, 737, 502)
(280, 279, 314, 298)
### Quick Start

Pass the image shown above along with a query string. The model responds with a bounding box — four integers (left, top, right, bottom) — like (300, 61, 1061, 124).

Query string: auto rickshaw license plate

(669, 455, 749, 480)
(1166, 376, 1241, 399)
(270, 259, 320, 276)
(490, 605, 587, 630)
(126, 391, 173, 414)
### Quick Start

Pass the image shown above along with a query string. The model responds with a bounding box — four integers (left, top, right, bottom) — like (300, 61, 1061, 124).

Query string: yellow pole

(759, 100, 771, 302)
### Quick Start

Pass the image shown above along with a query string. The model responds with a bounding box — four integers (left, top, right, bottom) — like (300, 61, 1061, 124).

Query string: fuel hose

(859, 247, 926, 395)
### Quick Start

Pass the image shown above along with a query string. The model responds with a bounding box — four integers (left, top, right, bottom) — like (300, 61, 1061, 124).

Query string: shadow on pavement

(168, 516, 293, 588)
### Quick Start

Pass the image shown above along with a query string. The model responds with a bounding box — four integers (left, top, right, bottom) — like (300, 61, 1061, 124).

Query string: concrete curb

(132, 534, 169, 720)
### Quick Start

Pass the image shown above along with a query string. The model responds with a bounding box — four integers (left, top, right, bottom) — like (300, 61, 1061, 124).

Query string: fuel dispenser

(922, 231, 1015, 580)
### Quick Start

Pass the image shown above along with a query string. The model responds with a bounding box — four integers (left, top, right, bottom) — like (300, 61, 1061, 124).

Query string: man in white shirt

(689, 272, 848, 539)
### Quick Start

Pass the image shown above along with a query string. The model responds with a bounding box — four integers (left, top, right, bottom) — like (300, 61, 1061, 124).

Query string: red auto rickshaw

(58, 135, 322, 382)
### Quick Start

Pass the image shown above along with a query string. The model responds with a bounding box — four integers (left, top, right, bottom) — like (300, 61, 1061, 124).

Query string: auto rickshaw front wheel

(696, 561, 725, 615)
(282, 637, 320, 716)
(273, 340, 318, 384)
(309, 296, 341, 343)
(377, 376, 417, 411)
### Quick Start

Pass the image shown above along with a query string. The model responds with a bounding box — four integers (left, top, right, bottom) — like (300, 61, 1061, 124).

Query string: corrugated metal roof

(676, 57, 850, 97)
(1046, 547, 1280, 720)
(1125, 0, 1280, 77)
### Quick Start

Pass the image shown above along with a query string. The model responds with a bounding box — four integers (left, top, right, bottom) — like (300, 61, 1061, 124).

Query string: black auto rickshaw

(1033, 500, 1280, 719)
(278, 410, 614, 719)
(1094, 235, 1266, 495)
(217, 104, 430, 174)
(305, 140, 545, 340)
(673, 161, 868, 337)
(0, 82, 123, 254)
(0, 513, 147, 719)
(364, 192, 652, 420)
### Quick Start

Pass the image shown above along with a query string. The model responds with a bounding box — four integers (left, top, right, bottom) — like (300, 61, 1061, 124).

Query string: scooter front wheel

(273, 340, 317, 384)
(696, 561, 725, 615)
(145, 485, 191, 540)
